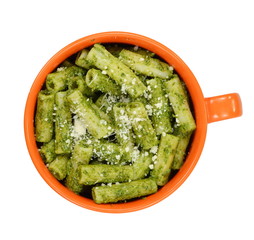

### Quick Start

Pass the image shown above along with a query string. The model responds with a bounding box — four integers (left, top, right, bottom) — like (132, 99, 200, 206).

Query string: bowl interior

(24, 31, 207, 213)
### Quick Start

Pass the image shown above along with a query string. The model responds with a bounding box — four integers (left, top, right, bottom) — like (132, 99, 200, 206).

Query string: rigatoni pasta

(54, 91, 73, 154)
(34, 43, 196, 204)
(119, 49, 173, 79)
(164, 75, 196, 134)
(86, 44, 147, 98)
(67, 90, 114, 139)
(35, 90, 54, 142)
(146, 78, 173, 135)
(126, 102, 158, 150)
(151, 134, 179, 186)
(92, 178, 158, 204)
(113, 103, 135, 161)
(86, 68, 122, 95)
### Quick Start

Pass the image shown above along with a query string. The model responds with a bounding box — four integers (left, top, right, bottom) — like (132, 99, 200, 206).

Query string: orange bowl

(24, 31, 242, 213)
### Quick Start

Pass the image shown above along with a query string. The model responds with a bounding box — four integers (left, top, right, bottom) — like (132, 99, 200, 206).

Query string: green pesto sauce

(35, 43, 196, 203)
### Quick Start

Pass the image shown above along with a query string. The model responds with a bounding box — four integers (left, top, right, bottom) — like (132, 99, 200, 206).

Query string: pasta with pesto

(34, 43, 196, 204)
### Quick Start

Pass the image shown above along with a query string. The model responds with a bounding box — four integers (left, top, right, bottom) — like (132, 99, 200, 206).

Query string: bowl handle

(205, 93, 242, 123)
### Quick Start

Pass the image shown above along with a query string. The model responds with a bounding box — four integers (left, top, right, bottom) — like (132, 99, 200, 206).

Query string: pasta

(86, 68, 122, 95)
(34, 43, 196, 204)
(113, 103, 135, 161)
(150, 134, 179, 186)
(146, 78, 173, 135)
(126, 102, 158, 150)
(86, 44, 147, 98)
(119, 49, 173, 79)
(163, 75, 196, 134)
(35, 90, 54, 142)
(92, 178, 158, 204)
(54, 91, 73, 154)
(67, 90, 114, 139)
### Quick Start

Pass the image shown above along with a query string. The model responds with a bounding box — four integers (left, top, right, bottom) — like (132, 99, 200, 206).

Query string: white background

(1, 0, 253, 239)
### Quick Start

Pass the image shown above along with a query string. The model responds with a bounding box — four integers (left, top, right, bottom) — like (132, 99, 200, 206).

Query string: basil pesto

(34, 43, 196, 204)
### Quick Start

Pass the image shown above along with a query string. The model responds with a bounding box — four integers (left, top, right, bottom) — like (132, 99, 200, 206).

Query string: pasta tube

(86, 44, 146, 98)
(65, 143, 93, 194)
(75, 48, 91, 69)
(55, 91, 73, 154)
(35, 90, 54, 142)
(147, 78, 173, 135)
(113, 103, 135, 161)
(46, 66, 85, 92)
(92, 178, 158, 204)
(164, 76, 196, 134)
(40, 139, 56, 164)
(132, 151, 153, 180)
(71, 143, 93, 166)
(151, 134, 179, 186)
(86, 68, 121, 95)
(79, 150, 152, 185)
(46, 71, 67, 92)
(67, 90, 114, 139)
(171, 133, 192, 169)
(126, 102, 158, 150)
(95, 94, 130, 121)
(67, 75, 94, 97)
(93, 141, 124, 164)
(48, 155, 69, 181)
(119, 49, 173, 79)
(78, 164, 134, 185)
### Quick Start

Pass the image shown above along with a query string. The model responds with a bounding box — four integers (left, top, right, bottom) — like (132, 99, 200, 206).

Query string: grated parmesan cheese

(154, 102, 163, 109)
(150, 145, 158, 154)
(71, 117, 87, 139)
(57, 67, 67, 72)
(149, 164, 154, 170)
(133, 45, 139, 51)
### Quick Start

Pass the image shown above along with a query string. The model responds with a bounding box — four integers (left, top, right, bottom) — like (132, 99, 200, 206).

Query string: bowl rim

(24, 31, 207, 213)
